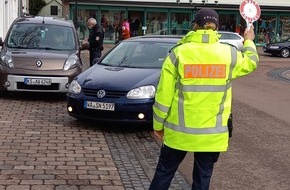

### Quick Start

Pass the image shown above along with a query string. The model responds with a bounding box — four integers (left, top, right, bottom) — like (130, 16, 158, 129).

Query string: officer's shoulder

(169, 43, 182, 53)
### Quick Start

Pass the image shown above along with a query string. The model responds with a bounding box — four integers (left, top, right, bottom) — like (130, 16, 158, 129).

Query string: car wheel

(280, 48, 290, 58)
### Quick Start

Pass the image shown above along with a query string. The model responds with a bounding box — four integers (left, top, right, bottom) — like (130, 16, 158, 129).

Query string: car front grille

(82, 88, 128, 98)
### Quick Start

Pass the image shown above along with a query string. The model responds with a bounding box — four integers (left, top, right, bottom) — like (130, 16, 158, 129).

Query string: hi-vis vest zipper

(153, 30, 259, 152)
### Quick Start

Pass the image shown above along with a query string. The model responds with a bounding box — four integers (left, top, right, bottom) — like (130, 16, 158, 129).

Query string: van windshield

(7, 24, 76, 50)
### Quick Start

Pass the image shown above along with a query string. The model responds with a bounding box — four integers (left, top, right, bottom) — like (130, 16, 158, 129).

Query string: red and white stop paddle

(239, 0, 261, 30)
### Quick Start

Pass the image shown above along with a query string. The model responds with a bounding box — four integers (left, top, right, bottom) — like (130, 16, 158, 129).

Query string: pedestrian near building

(149, 8, 259, 190)
(82, 18, 104, 66)
(121, 26, 130, 40)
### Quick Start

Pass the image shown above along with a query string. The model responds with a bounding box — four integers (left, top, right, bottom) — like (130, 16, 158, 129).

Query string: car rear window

(7, 24, 76, 50)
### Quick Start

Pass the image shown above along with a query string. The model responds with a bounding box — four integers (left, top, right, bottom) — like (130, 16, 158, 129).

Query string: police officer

(149, 8, 259, 190)
(83, 18, 104, 67)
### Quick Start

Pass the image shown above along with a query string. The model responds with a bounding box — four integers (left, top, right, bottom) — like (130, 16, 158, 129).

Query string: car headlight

(127, 85, 155, 99)
(1, 53, 14, 68)
(63, 56, 78, 71)
(269, 45, 280, 49)
(68, 80, 81, 94)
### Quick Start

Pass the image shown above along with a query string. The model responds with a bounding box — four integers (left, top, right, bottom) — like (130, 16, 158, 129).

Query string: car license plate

(24, 78, 51, 86)
(84, 101, 115, 111)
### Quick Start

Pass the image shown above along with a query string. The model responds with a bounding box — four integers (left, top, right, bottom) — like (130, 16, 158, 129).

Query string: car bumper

(263, 47, 281, 54)
(67, 94, 154, 124)
(2, 75, 69, 92)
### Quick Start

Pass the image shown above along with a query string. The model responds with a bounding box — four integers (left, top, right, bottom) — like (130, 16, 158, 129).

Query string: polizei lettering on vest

(184, 64, 226, 78)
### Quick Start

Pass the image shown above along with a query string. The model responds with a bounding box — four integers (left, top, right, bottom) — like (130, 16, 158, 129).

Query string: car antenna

(42, 17, 45, 24)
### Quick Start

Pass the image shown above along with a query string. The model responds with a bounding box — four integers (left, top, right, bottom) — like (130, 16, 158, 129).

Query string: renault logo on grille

(97, 90, 106, 98)
(36, 60, 42, 67)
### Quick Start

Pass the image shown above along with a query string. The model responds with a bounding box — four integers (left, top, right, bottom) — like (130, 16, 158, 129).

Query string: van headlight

(68, 80, 81, 94)
(127, 85, 155, 99)
(1, 53, 14, 68)
(63, 56, 78, 71)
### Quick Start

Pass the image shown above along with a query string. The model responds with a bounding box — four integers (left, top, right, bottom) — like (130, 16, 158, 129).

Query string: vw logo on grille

(36, 60, 42, 67)
(97, 90, 106, 98)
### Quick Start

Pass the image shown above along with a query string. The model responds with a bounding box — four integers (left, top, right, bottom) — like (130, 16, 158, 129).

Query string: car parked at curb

(0, 16, 83, 93)
(67, 35, 181, 125)
(263, 37, 290, 58)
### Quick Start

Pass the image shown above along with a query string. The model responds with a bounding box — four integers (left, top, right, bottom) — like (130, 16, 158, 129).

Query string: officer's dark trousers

(89, 50, 101, 67)
(149, 145, 220, 190)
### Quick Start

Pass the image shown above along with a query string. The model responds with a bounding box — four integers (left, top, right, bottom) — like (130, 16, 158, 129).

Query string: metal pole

(18, 0, 23, 17)
(74, 0, 78, 28)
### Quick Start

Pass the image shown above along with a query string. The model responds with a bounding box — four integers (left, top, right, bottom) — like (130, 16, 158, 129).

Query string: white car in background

(218, 31, 244, 51)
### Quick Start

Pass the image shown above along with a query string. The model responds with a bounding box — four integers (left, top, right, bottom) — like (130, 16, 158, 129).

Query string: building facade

(62, 0, 290, 45)
(38, 0, 63, 18)
(0, 0, 29, 39)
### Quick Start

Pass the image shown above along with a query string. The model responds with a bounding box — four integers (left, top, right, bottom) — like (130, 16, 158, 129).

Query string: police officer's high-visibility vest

(153, 29, 259, 152)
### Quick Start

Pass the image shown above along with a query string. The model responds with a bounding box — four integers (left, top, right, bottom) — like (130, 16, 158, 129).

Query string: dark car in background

(67, 35, 181, 125)
(263, 37, 290, 58)
(0, 16, 82, 93)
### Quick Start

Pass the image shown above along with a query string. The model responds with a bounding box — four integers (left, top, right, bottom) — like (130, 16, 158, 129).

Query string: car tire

(280, 48, 290, 58)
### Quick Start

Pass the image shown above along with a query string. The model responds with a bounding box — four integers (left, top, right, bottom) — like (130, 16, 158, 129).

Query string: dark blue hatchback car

(67, 35, 181, 125)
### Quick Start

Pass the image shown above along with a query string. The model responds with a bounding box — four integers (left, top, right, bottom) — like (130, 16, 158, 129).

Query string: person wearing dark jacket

(82, 18, 104, 66)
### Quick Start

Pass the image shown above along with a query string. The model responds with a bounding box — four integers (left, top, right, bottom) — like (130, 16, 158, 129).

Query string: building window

(51, 6, 58, 16)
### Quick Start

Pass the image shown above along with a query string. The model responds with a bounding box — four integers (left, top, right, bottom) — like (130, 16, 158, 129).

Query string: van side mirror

(0, 37, 3, 46)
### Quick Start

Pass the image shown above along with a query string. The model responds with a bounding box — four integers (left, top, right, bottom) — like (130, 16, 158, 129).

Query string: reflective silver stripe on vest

(169, 52, 178, 67)
(153, 112, 166, 124)
(249, 55, 259, 63)
(202, 33, 210, 43)
(176, 82, 231, 92)
(243, 46, 257, 54)
(215, 46, 237, 129)
(165, 121, 228, 134)
(166, 46, 237, 134)
(153, 101, 170, 113)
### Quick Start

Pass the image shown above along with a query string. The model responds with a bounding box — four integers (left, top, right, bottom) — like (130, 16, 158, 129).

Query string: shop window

(146, 12, 167, 35)
(74, 9, 98, 40)
(280, 17, 290, 41)
(170, 12, 190, 35)
(257, 16, 276, 43)
(101, 10, 126, 43)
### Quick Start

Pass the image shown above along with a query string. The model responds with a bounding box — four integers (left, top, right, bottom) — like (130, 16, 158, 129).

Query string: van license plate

(24, 78, 52, 86)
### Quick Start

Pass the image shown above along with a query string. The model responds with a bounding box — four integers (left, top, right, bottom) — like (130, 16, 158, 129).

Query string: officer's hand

(154, 130, 164, 141)
(244, 25, 255, 41)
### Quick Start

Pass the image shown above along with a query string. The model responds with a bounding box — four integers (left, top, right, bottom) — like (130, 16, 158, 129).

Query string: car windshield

(7, 23, 75, 50)
(100, 41, 175, 68)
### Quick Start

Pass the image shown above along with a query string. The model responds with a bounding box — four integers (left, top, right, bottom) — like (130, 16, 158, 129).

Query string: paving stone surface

(0, 44, 191, 189)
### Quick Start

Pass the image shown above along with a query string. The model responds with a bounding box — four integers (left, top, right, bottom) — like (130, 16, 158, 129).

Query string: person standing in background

(82, 18, 104, 66)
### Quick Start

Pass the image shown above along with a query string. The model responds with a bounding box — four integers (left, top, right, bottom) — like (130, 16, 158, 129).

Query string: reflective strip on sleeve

(249, 55, 259, 63)
(153, 101, 170, 113)
(242, 46, 257, 54)
(169, 52, 178, 67)
(153, 112, 166, 124)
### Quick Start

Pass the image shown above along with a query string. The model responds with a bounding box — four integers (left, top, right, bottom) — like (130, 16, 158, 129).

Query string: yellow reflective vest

(153, 29, 259, 152)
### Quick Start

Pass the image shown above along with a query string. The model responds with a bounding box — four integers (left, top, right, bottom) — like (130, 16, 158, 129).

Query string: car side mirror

(92, 58, 100, 65)
(0, 37, 3, 46)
